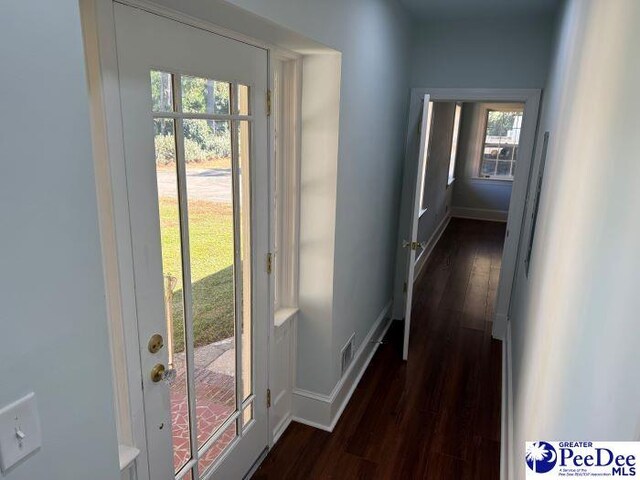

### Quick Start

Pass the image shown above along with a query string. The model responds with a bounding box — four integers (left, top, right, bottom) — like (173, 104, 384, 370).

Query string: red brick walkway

(171, 355, 236, 473)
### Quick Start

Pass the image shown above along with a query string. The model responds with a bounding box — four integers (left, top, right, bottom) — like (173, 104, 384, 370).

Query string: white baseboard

(413, 214, 450, 283)
(272, 414, 293, 444)
(500, 321, 514, 480)
(451, 206, 508, 222)
(291, 300, 393, 431)
(243, 447, 270, 480)
(493, 312, 508, 341)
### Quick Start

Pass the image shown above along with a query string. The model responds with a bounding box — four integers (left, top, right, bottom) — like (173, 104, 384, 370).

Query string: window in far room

(479, 108, 523, 180)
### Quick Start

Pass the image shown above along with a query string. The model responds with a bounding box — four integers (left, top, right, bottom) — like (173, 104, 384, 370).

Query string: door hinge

(267, 388, 272, 408)
(266, 90, 272, 117)
(266, 252, 273, 274)
(403, 240, 423, 251)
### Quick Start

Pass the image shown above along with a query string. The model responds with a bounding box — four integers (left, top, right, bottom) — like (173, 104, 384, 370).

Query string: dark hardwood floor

(253, 218, 505, 479)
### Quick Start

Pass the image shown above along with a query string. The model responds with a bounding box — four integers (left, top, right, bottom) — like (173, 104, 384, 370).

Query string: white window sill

(119, 444, 140, 472)
(274, 307, 299, 327)
(471, 176, 514, 184)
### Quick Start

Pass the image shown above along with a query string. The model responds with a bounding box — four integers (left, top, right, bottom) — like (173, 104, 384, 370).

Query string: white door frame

(81, 1, 282, 478)
(397, 88, 541, 346)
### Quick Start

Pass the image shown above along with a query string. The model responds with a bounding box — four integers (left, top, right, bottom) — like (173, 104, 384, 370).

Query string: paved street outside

(157, 167, 232, 203)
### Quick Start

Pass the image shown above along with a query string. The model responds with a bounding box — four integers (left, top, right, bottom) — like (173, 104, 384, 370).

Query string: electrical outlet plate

(0, 392, 42, 473)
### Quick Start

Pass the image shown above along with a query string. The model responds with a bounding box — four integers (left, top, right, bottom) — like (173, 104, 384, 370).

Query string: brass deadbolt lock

(148, 333, 164, 354)
(150, 363, 166, 383)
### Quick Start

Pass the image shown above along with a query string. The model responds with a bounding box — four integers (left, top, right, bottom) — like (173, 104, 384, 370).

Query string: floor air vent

(341, 333, 356, 377)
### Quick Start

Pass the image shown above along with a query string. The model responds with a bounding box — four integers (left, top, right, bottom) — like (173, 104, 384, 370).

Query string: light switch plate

(0, 392, 42, 473)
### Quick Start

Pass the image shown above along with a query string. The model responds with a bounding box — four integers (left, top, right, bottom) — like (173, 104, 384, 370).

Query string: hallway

(254, 218, 505, 479)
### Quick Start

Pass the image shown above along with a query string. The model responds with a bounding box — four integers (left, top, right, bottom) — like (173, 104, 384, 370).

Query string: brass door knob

(150, 363, 177, 384)
(150, 363, 166, 383)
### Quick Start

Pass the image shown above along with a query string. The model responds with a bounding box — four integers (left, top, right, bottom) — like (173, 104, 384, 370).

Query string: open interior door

(402, 94, 433, 360)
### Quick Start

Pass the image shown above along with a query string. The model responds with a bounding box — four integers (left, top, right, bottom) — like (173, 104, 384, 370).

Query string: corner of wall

(292, 300, 392, 431)
(296, 49, 342, 395)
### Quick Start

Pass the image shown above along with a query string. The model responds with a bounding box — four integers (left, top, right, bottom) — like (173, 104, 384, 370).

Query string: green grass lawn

(159, 197, 235, 352)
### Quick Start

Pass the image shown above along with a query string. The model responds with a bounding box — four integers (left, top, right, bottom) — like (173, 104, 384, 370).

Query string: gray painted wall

(410, 13, 557, 88)
(417, 102, 455, 243)
(509, 0, 640, 477)
(0, 1, 120, 479)
(451, 103, 517, 216)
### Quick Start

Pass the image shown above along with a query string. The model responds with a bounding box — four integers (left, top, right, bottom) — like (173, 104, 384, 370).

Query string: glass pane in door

(237, 120, 252, 404)
(198, 422, 238, 476)
(237, 84, 250, 115)
(181, 75, 231, 115)
(182, 119, 237, 448)
(153, 116, 192, 472)
(151, 70, 173, 112)
(150, 70, 257, 478)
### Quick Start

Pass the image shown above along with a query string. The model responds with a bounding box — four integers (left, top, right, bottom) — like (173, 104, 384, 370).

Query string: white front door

(114, 4, 269, 479)
(402, 94, 433, 360)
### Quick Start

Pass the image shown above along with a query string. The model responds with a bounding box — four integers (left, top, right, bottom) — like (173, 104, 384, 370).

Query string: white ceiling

(399, 0, 562, 20)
